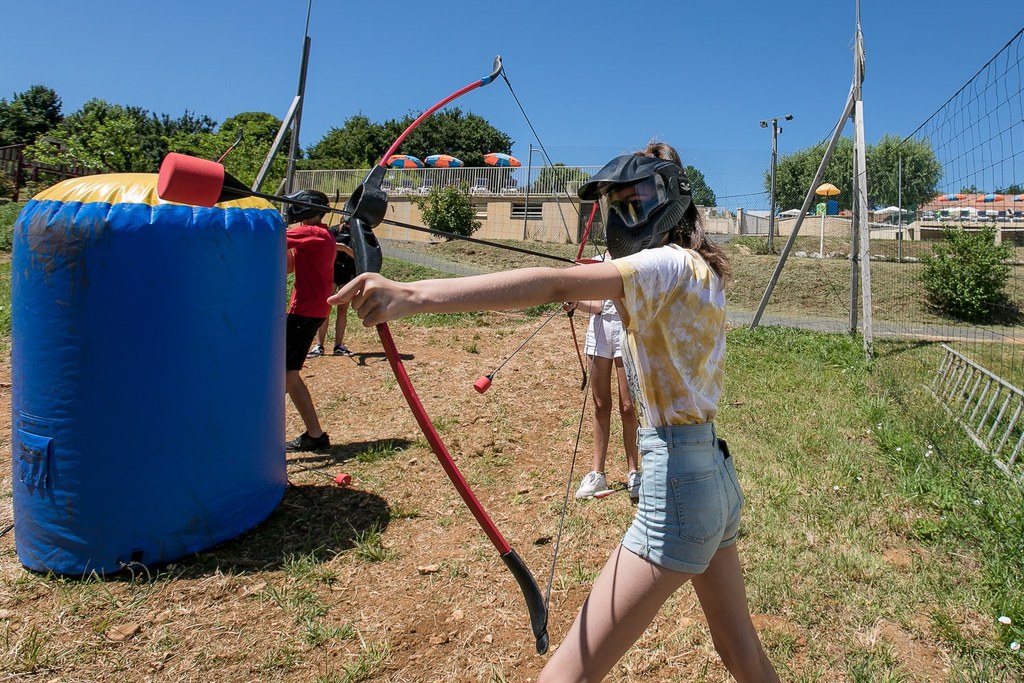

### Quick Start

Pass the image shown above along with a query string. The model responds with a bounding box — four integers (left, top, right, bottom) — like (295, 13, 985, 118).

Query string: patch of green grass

(313, 636, 390, 683)
(351, 523, 397, 563)
(355, 439, 403, 464)
(302, 618, 355, 647)
(283, 550, 339, 585)
(405, 310, 486, 327)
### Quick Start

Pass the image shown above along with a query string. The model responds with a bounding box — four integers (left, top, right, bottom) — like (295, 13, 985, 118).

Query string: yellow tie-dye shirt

(611, 245, 726, 427)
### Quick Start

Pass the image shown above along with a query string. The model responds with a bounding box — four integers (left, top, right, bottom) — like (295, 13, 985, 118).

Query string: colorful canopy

(484, 152, 521, 168)
(939, 193, 966, 201)
(815, 183, 840, 197)
(387, 155, 423, 168)
(1015, 194, 1024, 202)
(981, 193, 1005, 202)
(425, 154, 464, 168)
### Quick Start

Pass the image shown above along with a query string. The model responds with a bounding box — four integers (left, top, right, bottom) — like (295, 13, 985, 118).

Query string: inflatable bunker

(11, 173, 287, 575)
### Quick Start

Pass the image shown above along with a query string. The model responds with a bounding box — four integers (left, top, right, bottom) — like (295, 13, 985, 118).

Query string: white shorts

(584, 313, 624, 360)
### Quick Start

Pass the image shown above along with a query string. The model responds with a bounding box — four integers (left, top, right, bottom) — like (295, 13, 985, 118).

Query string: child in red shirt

(284, 190, 336, 452)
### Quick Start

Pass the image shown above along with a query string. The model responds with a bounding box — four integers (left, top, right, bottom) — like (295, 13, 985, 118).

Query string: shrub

(0, 201, 26, 252)
(731, 236, 776, 255)
(920, 226, 1014, 322)
(412, 183, 480, 239)
(0, 173, 14, 199)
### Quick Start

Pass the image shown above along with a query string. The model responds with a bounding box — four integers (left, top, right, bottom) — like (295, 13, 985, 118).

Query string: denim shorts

(621, 423, 744, 574)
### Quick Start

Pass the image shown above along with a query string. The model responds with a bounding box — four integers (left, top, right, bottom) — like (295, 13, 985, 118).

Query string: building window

(474, 203, 487, 219)
(511, 203, 543, 220)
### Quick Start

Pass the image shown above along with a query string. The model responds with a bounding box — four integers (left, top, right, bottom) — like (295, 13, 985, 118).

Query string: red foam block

(158, 152, 225, 207)
(334, 473, 352, 487)
(474, 376, 492, 393)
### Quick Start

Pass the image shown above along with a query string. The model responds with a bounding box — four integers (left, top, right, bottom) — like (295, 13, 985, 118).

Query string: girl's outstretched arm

(329, 263, 624, 328)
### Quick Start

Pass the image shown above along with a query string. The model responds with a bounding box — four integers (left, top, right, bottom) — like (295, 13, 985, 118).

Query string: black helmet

(283, 189, 330, 224)
(577, 154, 691, 258)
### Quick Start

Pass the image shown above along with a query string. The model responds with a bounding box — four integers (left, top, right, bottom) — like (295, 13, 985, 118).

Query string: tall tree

(532, 163, 590, 193)
(167, 112, 289, 189)
(305, 114, 391, 168)
(307, 107, 512, 168)
(684, 165, 716, 207)
(0, 85, 63, 146)
(767, 138, 855, 212)
(767, 135, 941, 212)
(868, 134, 941, 209)
(26, 99, 146, 172)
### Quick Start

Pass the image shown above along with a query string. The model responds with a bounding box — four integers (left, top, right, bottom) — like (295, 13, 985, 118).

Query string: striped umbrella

(387, 154, 424, 168)
(980, 193, 1005, 202)
(484, 152, 521, 168)
(425, 154, 464, 168)
(939, 193, 966, 201)
(1015, 194, 1024, 202)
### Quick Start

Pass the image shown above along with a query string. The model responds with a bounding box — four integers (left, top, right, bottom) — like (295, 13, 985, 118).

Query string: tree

(26, 99, 146, 172)
(307, 107, 512, 168)
(0, 85, 62, 146)
(767, 136, 941, 212)
(767, 138, 854, 212)
(305, 114, 391, 168)
(532, 163, 590, 194)
(168, 111, 289, 189)
(868, 134, 942, 210)
(684, 165, 716, 207)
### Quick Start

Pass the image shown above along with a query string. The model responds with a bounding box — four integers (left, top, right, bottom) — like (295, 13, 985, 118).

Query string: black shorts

(286, 314, 326, 371)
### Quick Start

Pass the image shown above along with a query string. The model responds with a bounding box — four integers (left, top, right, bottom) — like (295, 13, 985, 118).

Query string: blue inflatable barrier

(11, 173, 287, 575)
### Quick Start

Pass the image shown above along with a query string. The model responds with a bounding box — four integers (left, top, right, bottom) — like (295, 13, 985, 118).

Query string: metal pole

(849, 142, 860, 335)
(897, 155, 903, 263)
(523, 143, 532, 239)
(768, 121, 778, 252)
(284, 35, 311, 195)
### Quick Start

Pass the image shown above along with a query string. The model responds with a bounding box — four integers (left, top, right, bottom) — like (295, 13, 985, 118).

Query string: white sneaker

(627, 470, 641, 503)
(575, 471, 607, 499)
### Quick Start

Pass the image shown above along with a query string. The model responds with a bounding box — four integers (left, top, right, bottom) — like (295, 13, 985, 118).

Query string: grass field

(1, 215, 1023, 680)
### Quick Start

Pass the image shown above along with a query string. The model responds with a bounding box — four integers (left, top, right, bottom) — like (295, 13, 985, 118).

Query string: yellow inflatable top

(32, 173, 276, 210)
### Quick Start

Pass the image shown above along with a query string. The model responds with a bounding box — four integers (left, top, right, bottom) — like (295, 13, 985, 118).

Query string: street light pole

(760, 114, 793, 252)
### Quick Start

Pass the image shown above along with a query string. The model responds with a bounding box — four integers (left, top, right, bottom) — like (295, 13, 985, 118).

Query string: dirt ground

(0, 312, 953, 682)
(0, 313, 693, 682)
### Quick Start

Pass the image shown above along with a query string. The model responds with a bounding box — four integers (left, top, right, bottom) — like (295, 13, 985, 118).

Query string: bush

(412, 183, 480, 239)
(731, 236, 776, 255)
(0, 173, 14, 199)
(920, 226, 1014, 322)
(0, 201, 26, 251)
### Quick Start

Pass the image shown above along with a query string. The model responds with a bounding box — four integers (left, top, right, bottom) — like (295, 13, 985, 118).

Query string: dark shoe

(307, 344, 324, 358)
(333, 344, 353, 356)
(285, 431, 330, 452)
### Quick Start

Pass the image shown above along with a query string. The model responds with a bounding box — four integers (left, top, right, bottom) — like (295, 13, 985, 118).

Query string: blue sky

(3, 1, 1022, 203)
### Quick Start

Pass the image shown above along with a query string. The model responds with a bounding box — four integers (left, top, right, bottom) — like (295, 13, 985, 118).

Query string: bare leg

(692, 545, 780, 682)
(613, 359, 639, 473)
(538, 545, 693, 683)
(316, 315, 329, 348)
(589, 355, 614, 474)
(334, 302, 349, 347)
(286, 369, 324, 438)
